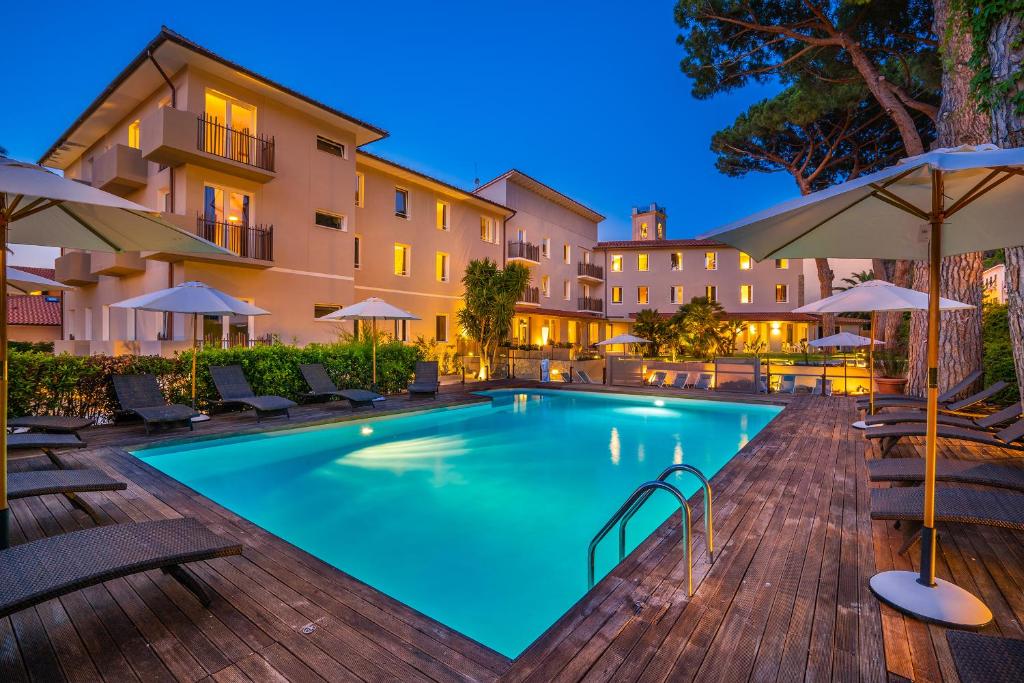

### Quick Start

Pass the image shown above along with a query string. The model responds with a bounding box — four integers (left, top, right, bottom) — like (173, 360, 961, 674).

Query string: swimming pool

(136, 389, 781, 658)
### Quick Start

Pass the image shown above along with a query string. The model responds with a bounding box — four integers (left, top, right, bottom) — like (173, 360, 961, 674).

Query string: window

(637, 253, 649, 271)
(157, 188, 171, 213)
(101, 305, 110, 342)
(639, 222, 649, 239)
(739, 252, 752, 270)
(436, 252, 450, 282)
(775, 258, 789, 269)
(354, 235, 361, 269)
(395, 188, 409, 218)
(316, 135, 346, 157)
(541, 275, 551, 297)
(740, 284, 753, 304)
(480, 216, 497, 243)
(203, 184, 252, 253)
(670, 252, 683, 271)
(355, 173, 364, 207)
(656, 222, 664, 239)
(637, 286, 649, 305)
(436, 200, 450, 231)
(670, 285, 684, 304)
(314, 304, 343, 319)
(563, 280, 571, 300)
(563, 243, 571, 264)
(611, 286, 623, 304)
(127, 120, 141, 149)
(705, 252, 718, 270)
(204, 90, 256, 160)
(315, 210, 346, 231)
(611, 255, 623, 272)
(435, 315, 449, 342)
(394, 319, 409, 342)
(541, 237, 551, 258)
(775, 284, 789, 303)
(705, 285, 718, 301)
(394, 243, 410, 276)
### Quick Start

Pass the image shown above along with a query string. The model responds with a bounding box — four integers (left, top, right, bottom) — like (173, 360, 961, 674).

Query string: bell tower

(631, 203, 666, 241)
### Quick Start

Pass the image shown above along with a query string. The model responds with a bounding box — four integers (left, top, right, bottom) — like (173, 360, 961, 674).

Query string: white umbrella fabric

(796, 280, 973, 425)
(595, 333, 652, 346)
(809, 332, 884, 398)
(704, 144, 1024, 628)
(112, 282, 269, 413)
(317, 297, 419, 385)
(0, 157, 231, 548)
(6, 266, 69, 294)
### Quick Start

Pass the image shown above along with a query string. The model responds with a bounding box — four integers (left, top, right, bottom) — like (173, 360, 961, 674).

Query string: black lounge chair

(868, 457, 1024, 493)
(9, 469, 127, 522)
(209, 365, 296, 422)
(299, 363, 383, 409)
(866, 417, 1024, 457)
(0, 518, 242, 617)
(408, 361, 439, 398)
(864, 401, 1023, 430)
(113, 374, 197, 434)
(856, 369, 982, 408)
(947, 631, 1024, 683)
(8, 415, 93, 435)
(858, 379, 1009, 414)
(9, 432, 86, 468)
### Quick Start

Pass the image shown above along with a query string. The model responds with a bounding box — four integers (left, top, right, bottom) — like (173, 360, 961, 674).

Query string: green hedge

(8, 340, 421, 419)
(982, 302, 1019, 405)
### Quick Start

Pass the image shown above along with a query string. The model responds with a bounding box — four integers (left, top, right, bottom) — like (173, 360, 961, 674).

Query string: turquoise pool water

(136, 389, 780, 658)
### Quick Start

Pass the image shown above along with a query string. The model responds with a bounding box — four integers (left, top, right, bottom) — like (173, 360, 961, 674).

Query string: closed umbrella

(809, 332, 884, 397)
(112, 282, 269, 415)
(317, 297, 419, 386)
(0, 157, 230, 548)
(704, 144, 1024, 628)
(796, 280, 972, 426)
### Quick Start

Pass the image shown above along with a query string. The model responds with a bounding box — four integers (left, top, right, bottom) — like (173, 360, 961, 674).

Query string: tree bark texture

(815, 258, 836, 339)
(881, 259, 913, 346)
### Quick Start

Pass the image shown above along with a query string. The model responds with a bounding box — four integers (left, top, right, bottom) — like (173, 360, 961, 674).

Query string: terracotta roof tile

(8, 295, 62, 326)
(594, 239, 727, 249)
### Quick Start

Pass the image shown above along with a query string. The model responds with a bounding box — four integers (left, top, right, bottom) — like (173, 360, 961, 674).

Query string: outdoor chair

(408, 361, 440, 398)
(856, 369, 981, 409)
(864, 401, 1022, 430)
(299, 364, 383, 409)
(9, 432, 87, 468)
(777, 374, 797, 394)
(946, 631, 1024, 683)
(113, 374, 197, 434)
(694, 373, 713, 390)
(812, 378, 833, 396)
(0, 518, 242, 618)
(646, 371, 667, 387)
(209, 365, 296, 422)
(9, 469, 127, 523)
(574, 369, 597, 384)
(866, 416, 1024, 457)
(8, 416, 93, 435)
(856, 378, 1006, 416)
(670, 372, 691, 389)
(868, 457, 1024, 493)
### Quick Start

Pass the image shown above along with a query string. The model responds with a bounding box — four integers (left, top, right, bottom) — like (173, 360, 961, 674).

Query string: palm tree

(833, 269, 875, 292)
(674, 297, 727, 361)
(633, 309, 669, 357)
(457, 258, 531, 379)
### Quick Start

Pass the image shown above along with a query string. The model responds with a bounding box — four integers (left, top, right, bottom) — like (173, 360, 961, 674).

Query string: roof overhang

(476, 170, 604, 223)
(40, 27, 388, 170)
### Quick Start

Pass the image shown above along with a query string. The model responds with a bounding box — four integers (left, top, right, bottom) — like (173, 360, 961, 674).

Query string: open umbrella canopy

(794, 280, 974, 314)
(809, 332, 883, 348)
(111, 281, 269, 316)
(6, 267, 69, 294)
(317, 297, 418, 321)
(596, 333, 651, 346)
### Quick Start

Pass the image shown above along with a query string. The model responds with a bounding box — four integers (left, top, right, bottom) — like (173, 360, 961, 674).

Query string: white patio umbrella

(6, 266, 70, 294)
(317, 297, 419, 385)
(809, 332, 884, 398)
(704, 144, 1024, 628)
(796, 280, 973, 426)
(0, 157, 230, 548)
(112, 282, 269, 414)
(596, 333, 652, 358)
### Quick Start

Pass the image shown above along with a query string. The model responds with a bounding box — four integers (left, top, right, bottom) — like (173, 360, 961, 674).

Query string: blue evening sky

(2, 1, 796, 259)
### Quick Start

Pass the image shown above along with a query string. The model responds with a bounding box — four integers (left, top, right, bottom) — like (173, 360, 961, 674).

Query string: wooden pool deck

(2, 384, 1022, 682)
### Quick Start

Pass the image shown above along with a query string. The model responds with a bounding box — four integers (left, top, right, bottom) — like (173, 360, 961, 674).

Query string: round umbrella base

(191, 414, 211, 423)
(851, 420, 882, 430)
(869, 570, 992, 628)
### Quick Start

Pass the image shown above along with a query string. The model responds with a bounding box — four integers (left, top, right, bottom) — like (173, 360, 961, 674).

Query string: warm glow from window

(706, 285, 717, 301)
(355, 173, 364, 207)
(611, 255, 623, 272)
(637, 286, 649, 305)
(776, 284, 789, 303)
(436, 200, 449, 231)
(639, 222, 648, 239)
(776, 258, 789, 269)
(394, 243, 410, 276)
(739, 252, 752, 270)
(705, 252, 718, 270)
(638, 253, 649, 271)
(480, 216, 496, 243)
(541, 275, 550, 297)
(127, 120, 141, 149)
(436, 252, 449, 282)
(611, 286, 622, 304)
(671, 285, 684, 304)
(740, 284, 753, 304)
(563, 243, 571, 264)
(670, 252, 683, 271)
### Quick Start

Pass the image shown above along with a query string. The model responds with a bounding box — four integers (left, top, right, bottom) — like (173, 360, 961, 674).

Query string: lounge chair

(856, 369, 982, 409)
(670, 372, 691, 389)
(946, 631, 1024, 683)
(8, 416, 93, 435)
(299, 364, 384, 409)
(646, 371, 667, 387)
(209, 365, 296, 422)
(777, 374, 797, 394)
(408, 361, 440, 398)
(866, 417, 1024, 457)
(857, 379, 1008, 414)
(574, 369, 597, 384)
(694, 373, 713, 390)
(870, 485, 1024, 535)
(868, 457, 1024, 493)
(9, 469, 127, 523)
(9, 432, 87, 468)
(0, 518, 242, 617)
(864, 401, 1022, 430)
(113, 374, 197, 434)
(812, 378, 833, 396)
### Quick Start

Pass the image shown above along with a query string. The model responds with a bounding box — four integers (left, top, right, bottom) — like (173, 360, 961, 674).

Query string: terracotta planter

(875, 377, 908, 395)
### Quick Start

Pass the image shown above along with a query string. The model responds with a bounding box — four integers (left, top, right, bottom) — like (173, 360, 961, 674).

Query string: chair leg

(163, 564, 213, 606)
(63, 492, 105, 524)
(896, 522, 923, 555)
(42, 448, 65, 469)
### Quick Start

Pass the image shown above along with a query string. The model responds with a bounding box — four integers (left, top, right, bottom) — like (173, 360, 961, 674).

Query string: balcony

(196, 216, 274, 262)
(517, 286, 541, 306)
(140, 106, 276, 183)
(54, 251, 98, 286)
(578, 296, 604, 313)
(92, 144, 147, 195)
(507, 240, 541, 264)
(577, 261, 604, 282)
(90, 251, 146, 277)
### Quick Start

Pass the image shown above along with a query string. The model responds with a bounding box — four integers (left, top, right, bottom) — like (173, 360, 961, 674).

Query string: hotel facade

(44, 28, 837, 359)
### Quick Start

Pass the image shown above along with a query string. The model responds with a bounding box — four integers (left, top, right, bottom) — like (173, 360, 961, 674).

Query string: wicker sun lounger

(868, 457, 1024, 493)
(863, 401, 1022, 430)
(8, 470, 127, 522)
(857, 380, 1009, 414)
(300, 364, 384, 408)
(209, 365, 296, 421)
(0, 518, 242, 617)
(408, 361, 439, 398)
(9, 432, 87, 468)
(870, 485, 1024, 532)
(113, 374, 197, 434)
(855, 369, 982, 408)
(866, 417, 1024, 457)
(8, 416, 94, 435)
(946, 631, 1024, 683)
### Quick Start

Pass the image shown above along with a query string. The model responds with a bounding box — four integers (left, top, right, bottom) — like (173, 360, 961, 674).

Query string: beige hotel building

(43, 28, 832, 358)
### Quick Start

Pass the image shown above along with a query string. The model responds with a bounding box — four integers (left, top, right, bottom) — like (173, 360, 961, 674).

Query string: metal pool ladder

(587, 464, 714, 596)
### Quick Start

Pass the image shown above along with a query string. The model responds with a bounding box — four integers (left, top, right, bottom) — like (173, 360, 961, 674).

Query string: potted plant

(875, 351, 909, 394)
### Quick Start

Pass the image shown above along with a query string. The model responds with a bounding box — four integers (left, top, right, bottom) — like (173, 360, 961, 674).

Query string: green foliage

(633, 309, 673, 357)
(673, 297, 728, 361)
(875, 350, 910, 379)
(457, 258, 531, 377)
(412, 336, 462, 375)
(982, 301, 1019, 403)
(9, 340, 55, 353)
(834, 270, 875, 292)
(956, 0, 1024, 116)
(984, 248, 1006, 269)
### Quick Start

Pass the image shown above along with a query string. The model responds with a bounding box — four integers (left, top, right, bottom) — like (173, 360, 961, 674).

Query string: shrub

(412, 336, 462, 375)
(982, 302, 1018, 404)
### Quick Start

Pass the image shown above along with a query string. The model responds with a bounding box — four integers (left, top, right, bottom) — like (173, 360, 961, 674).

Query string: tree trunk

(907, 0, 989, 397)
(815, 258, 836, 340)
(843, 39, 926, 155)
(987, 13, 1024, 394)
(882, 259, 913, 346)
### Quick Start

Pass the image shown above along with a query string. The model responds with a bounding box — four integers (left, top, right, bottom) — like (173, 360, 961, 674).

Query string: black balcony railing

(197, 114, 275, 172)
(578, 261, 604, 280)
(507, 240, 541, 262)
(578, 296, 603, 312)
(196, 215, 274, 261)
(518, 286, 540, 304)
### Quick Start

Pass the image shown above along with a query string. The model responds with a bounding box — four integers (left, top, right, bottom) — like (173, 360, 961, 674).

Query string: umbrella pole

(372, 317, 377, 387)
(869, 311, 875, 413)
(192, 312, 198, 411)
(0, 206, 9, 549)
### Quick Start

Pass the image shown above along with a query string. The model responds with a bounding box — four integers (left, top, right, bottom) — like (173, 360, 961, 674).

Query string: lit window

(354, 235, 361, 269)
(355, 173, 365, 207)
(541, 238, 551, 258)
(314, 304, 343, 319)
(637, 286, 649, 305)
(395, 188, 409, 218)
(638, 253, 649, 271)
(435, 200, 450, 231)
(739, 252, 752, 270)
(127, 120, 141, 149)
(563, 280, 571, 300)
(316, 135, 346, 157)
(394, 319, 409, 342)
(670, 285, 684, 304)
(611, 286, 622, 304)
(435, 315, 449, 342)
(563, 243, 571, 264)
(706, 285, 717, 301)
(656, 222, 664, 239)
(705, 252, 718, 270)
(436, 252, 450, 282)
(541, 275, 550, 297)
(315, 210, 346, 231)
(740, 284, 753, 304)
(639, 222, 648, 239)
(775, 284, 789, 303)
(394, 243, 410, 276)
(611, 255, 623, 272)
(670, 252, 683, 271)
(775, 258, 789, 269)
(480, 216, 497, 243)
